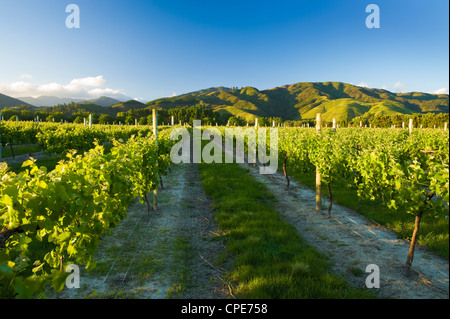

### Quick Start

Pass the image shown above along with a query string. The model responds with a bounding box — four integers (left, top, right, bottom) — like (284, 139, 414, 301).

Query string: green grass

(166, 236, 194, 298)
(283, 164, 449, 259)
(1, 144, 41, 158)
(1, 143, 64, 174)
(198, 161, 374, 299)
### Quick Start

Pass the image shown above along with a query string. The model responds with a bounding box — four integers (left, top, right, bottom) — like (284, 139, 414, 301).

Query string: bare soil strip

(54, 162, 228, 299)
(243, 162, 449, 299)
(52, 138, 448, 299)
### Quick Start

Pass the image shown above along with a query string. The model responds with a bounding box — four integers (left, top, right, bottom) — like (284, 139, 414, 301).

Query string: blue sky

(0, 0, 448, 102)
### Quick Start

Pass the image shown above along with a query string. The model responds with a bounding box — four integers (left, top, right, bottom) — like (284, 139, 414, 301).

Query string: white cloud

(39, 82, 65, 93)
(19, 74, 33, 80)
(6, 81, 34, 94)
(380, 82, 408, 92)
(88, 88, 125, 96)
(0, 75, 129, 100)
(357, 82, 369, 88)
(393, 82, 407, 92)
(432, 88, 449, 95)
(67, 76, 106, 90)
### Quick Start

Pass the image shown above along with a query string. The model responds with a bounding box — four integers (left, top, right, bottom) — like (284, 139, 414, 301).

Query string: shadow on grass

(199, 161, 375, 299)
(283, 163, 449, 259)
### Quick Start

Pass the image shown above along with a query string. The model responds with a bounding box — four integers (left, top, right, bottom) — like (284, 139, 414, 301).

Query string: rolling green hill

(2, 82, 448, 122)
(85, 96, 121, 107)
(145, 82, 449, 122)
(0, 93, 30, 109)
(110, 99, 146, 111)
(43, 102, 112, 115)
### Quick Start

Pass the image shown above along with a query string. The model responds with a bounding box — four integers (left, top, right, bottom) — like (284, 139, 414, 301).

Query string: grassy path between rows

(51, 137, 374, 299)
(283, 165, 449, 259)
(198, 161, 374, 298)
(53, 162, 227, 299)
(9, 136, 447, 299)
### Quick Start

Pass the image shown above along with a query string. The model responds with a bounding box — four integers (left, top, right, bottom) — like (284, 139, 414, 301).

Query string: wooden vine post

(326, 118, 337, 218)
(315, 113, 322, 211)
(152, 109, 158, 211)
(409, 118, 413, 135)
(283, 152, 290, 188)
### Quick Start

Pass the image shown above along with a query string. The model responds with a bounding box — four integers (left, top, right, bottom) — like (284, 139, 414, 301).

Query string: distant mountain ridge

(85, 96, 122, 107)
(1, 82, 448, 122)
(145, 81, 449, 122)
(0, 93, 138, 119)
(15, 96, 122, 107)
(17, 96, 85, 107)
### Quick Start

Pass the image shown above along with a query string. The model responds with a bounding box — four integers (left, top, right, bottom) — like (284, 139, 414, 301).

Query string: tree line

(0, 104, 448, 128)
(351, 113, 449, 128)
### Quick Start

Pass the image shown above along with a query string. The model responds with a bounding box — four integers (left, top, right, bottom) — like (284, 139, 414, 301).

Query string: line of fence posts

(311, 116, 440, 212)
(315, 113, 322, 211)
(0, 111, 446, 210)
